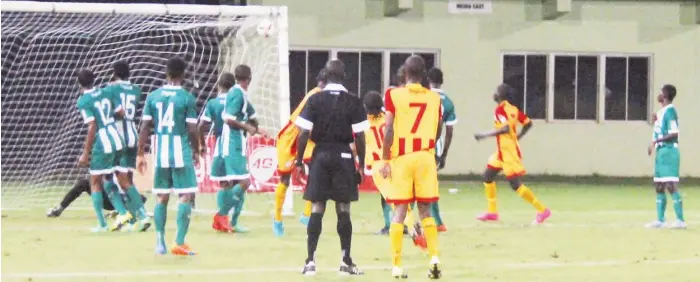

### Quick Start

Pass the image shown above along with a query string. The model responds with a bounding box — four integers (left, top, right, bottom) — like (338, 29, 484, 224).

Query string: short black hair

(112, 60, 130, 80)
(316, 69, 326, 83)
(497, 84, 515, 101)
(77, 69, 95, 88)
(234, 64, 252, 82)
(218, 72, 235, 91)
(662, 84, 677, 102)
(166, 57, 187, 80)
(403, 55, 426, 81)
(427, 68, 443, 84)
(363, 90, 383, 115)
(324, 59, 345, 82)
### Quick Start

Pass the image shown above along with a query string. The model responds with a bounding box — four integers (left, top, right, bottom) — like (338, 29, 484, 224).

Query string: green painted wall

(262, 0, 700, 177)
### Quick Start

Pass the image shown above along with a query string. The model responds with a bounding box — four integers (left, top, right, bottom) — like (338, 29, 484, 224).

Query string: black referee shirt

(295, 83, 368, 144)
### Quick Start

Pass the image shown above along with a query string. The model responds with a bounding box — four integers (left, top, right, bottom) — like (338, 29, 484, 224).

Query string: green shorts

(90, 150, 115, 175)
(115, 147, 137, 173)
(654, 146, 680, 182)
(210, 152, 249, 181)
(153, 166, 199, 194)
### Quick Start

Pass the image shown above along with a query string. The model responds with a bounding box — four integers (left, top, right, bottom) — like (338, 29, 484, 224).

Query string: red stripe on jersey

(398, 138, 406, 156)
(413, 138, 422, 152)
(428, 138, 435, 149)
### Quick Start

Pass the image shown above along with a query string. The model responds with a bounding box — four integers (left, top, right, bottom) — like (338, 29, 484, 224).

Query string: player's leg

(103, 174, 132, 231)
(274, 127, 296, 232)
(115, 170, 147, 221)
(211, 155, 234, 232)
(371, 163, 393, 235)
(414, 151, 441, 279)
(152, 168, 172, 254)
(507, 176, 550, 224)
(87, 151, 115, 231)
(301, 151, 332, 276)
(659, 147, 684, 228)
(646, 181, 667, 228)
(385, 156, 413, 279)
(477, 153, 501, 221)
(170, 166, 199, 255)
(330, 155, 363, 275)
(47, 179, 91, 217)
(666, 182, 685, 228)
(230, 179, 249, 233)
(431, 202, 447, 232)
(227, 154, 250, 233)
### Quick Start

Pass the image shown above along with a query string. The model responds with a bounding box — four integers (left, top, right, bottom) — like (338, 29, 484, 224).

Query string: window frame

(500, 51, 654, 124)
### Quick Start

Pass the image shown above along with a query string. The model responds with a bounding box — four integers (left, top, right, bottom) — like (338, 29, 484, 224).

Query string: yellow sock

(421, 217, 439, 257)
(303, 201, 312, 217)
(484, 182, 497, 213)
(403, 205, 415, 227)
(516, 185, 546, 212)
(389, 222, 404, 267)
(274, 182, 288, 221)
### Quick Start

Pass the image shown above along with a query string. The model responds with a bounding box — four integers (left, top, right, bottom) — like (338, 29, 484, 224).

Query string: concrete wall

(262, 0, 700, 177)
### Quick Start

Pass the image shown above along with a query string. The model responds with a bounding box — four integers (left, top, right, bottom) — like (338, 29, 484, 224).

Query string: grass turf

(2, 182, 700, 281)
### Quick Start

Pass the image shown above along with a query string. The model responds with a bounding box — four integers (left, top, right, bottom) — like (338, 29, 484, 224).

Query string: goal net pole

(1, 1, 293, 214)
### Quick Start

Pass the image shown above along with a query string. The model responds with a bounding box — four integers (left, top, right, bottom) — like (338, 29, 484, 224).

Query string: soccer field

(2, 182, 700, 282)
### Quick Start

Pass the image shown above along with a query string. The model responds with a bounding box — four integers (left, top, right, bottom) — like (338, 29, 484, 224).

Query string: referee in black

(294, 59, 368, 276)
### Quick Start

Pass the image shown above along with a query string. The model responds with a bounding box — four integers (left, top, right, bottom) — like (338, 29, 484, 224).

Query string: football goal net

(1, 1, 291, 212)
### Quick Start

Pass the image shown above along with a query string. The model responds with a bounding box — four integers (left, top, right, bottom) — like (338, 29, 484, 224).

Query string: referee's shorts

(304, 143, 359, 203)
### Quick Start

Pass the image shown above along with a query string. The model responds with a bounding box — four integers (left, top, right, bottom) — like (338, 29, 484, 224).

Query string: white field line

(4, 259, 700, 279)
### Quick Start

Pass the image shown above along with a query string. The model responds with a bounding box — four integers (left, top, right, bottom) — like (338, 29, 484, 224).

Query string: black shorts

(304, 145, 358, 203)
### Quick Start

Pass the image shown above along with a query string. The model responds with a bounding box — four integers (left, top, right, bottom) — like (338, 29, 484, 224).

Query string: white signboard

(448, 0, 492, 14)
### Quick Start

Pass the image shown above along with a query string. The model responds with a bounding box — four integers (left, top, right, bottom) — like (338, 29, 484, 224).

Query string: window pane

(627, 57, 649, 121)
(360, 52, 382, 98)
(502, 55, 525, 110)
(289, 50, 307, 113)
(337, 52, 359, 95)
(417, 53, 436, 87)
(605, 57, 627, 120)
(389, 53, 411, 86)
(306, 51, 329, 93)
(525, 55, 547, 119)
(576, 56, 598, 120)
(553, 56, 575, 120)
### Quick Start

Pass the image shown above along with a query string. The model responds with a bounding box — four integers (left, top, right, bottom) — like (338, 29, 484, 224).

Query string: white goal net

(1, 2, 290, 210)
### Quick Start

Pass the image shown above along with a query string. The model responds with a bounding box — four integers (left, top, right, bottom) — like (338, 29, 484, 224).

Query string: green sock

(175, 202, 192, 246)
(91, 191, 107, 227)
(656, 193, 667, 222)
(381, 198, 391, 229)
(671, 192, 684, 222)
(230, 185, 245, 226)
(216, 188, 234, 216)
(154, 203, 167, 247)
(125, 186, 147, 219)
(431, 202, 444, 226)
(104, 182, 128, 216)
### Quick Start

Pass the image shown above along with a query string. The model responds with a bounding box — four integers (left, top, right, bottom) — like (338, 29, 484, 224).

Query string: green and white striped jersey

(432, 88, 458, 158)
(102, 80, 142, 148)
(220, 85, 256, 157)
(200, 94, 227, 137)
(77, 87, 124, 155)
(653, 104, 679, 148)
(143, 85, 198, 168)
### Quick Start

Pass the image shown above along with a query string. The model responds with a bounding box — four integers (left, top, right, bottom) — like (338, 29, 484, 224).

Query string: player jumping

(428, 67, 456, 233)
(646, 84, 685, 229)
(474, 84, 551, 224)
(76, 69, 133, 232)
(137, 57, 201, 255)
(272, 71, 325, 236)
(380, 56, 442, 279)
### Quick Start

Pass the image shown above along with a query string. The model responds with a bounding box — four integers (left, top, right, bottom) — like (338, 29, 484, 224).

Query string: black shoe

(301, 261, 316, 276)
(46, 206, 63, 218)
(414, 222, 423, 235)
(403, 225, 409, 235)
(339, 261, 363, 275)
(428, 262, 441, 279)
(376, 226, 390, 235)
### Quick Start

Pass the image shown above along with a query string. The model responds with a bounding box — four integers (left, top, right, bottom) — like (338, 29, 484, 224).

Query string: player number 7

(409, 102, 427, 133)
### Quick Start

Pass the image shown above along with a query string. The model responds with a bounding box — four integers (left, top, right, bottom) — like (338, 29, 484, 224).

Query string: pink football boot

(477, 212, 499, 222)
(534, 208, 552, 224)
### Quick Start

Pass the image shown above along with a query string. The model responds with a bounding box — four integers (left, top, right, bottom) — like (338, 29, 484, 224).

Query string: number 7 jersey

(384, 83, 442, 158)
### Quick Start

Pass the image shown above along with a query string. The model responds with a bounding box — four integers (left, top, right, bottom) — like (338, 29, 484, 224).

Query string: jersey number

(155, 102, 175, 133)
(370, 124, 386, 161)
(93, 99, 114, 124)
(120, 93, 136, 119)
(409, 102, 427, 133)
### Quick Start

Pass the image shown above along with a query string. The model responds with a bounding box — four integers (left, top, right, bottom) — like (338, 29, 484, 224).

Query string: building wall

(262, 0, 700, 177)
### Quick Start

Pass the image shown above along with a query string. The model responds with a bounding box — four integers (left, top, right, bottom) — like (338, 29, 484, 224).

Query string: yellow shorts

(486, 150, 526, 179)
(384, 151, 439, 204)
(276, 122, 314, 174)
(369, 161, 392, 198)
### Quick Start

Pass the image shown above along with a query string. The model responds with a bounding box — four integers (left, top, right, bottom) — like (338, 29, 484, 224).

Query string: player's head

(659, 84, 677, 104)
(427, 67, 443, 87)
(403, 55, 426, 83)
(234, 64, 252, 88)
(395, 65, 406, 86)
(363, 90, 384, 116)
(324, 59, 345, 83)
(218, 72, 235, 94)
(112, 60, 130, 80)
(77, 69, 95, 89)
(494, 84, 513, 103)
(316, 69, 327, 88)
(166, 57, 187, 83)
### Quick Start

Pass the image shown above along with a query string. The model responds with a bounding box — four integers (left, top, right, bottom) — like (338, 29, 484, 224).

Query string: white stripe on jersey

(173, 136, 184, 167)
(127, 121, 138, 148)
(213, 136, 221, 157)
(240, 131, 246, 156)
(222, 125, 230, 157)
(107, 126, 123, 151)
(98, 129, 112, 154)
(160, 135, 170, 168)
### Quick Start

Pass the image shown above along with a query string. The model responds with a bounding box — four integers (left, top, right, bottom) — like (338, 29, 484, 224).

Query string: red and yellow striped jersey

(385, 83, 442, 158)
(494, 100, 531, 160)
(364, 112, 386, 171)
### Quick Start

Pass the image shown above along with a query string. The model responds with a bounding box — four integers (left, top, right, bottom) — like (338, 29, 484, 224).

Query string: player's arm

(136, 95, 154, 158)
(109, 88, 125, 119)
(382, 91, 396, 161)
(224, 92, 256, 134)
(351, 99, 369, 171)
(77, 99, 96, 166)
(245, 102, 261, 133)
(516, 110, 533, 140)
(197, 101, 212, 153)
(294, 95, 317, 166)
(186, 95, 201, 157)
(441, 101, 457, 160)
(475, 108, 512, 141)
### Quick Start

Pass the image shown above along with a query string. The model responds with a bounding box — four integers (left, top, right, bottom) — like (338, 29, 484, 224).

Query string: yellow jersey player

(380, 56, 442, 279)
(272, 70, 325, 236)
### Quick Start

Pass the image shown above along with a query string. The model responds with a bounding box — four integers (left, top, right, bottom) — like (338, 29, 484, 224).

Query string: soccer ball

(256, 19, 274, 37)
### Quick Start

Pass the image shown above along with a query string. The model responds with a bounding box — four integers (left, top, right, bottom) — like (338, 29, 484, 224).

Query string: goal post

(1, 1, 292, 213)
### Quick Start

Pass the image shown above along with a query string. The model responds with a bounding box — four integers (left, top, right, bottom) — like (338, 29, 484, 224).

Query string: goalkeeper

(47, 178, 148, 223)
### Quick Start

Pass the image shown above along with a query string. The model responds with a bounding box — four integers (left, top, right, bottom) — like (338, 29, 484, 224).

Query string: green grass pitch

(2, 182, 700, 281)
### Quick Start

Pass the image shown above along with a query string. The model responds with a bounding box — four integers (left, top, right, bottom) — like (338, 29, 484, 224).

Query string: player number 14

(155, 102, 175, 133)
